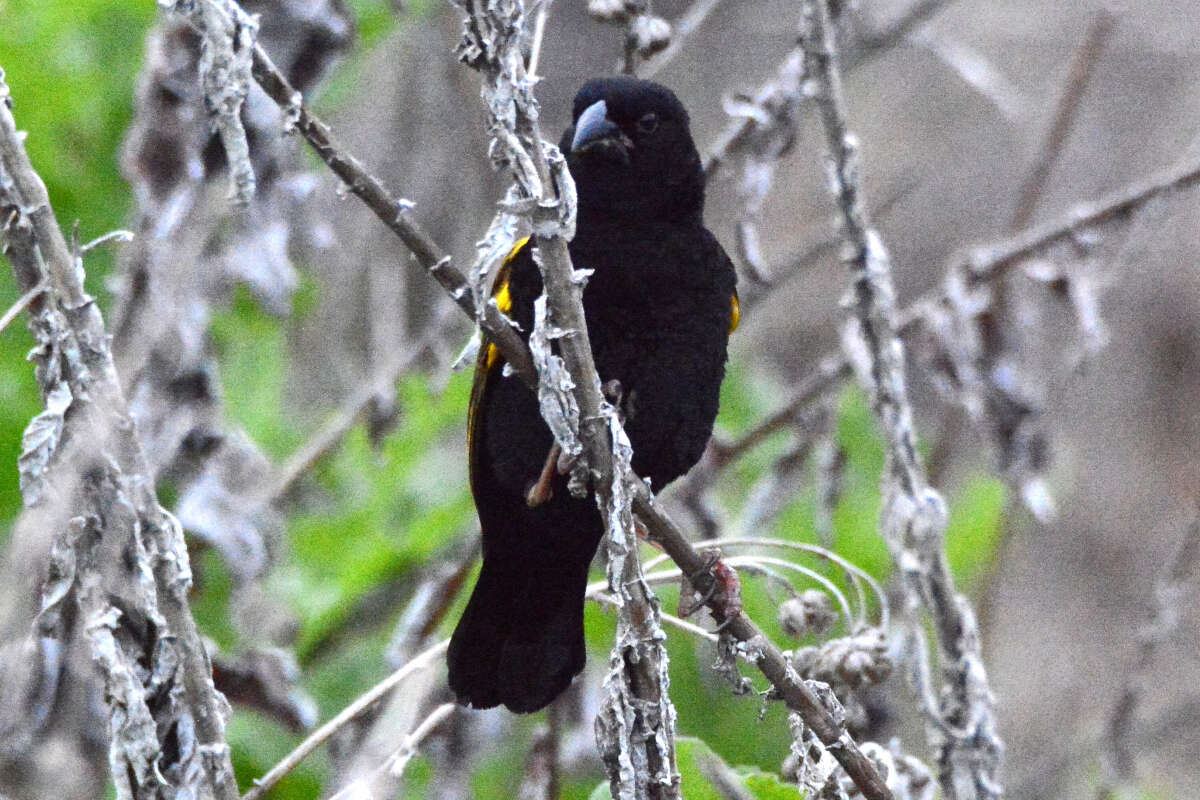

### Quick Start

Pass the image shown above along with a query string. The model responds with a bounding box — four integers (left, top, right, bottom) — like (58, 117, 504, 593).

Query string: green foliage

(312, 0, 401, 113)
(210, 287, 306, 458)
(0, 0, 153, 267)
(282, 373, 475, 660)
(0, 0, 155, 533)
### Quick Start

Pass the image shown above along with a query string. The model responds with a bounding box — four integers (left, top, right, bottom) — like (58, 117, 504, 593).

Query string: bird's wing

(467, 236, 531, 496)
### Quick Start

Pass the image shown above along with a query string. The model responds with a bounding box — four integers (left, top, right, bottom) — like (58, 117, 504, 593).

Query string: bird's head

(561, 77, 704, 225)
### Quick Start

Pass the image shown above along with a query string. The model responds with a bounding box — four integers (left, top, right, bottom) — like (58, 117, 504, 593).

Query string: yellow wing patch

(729, 291, 741, 334)
(482, 236, 529, 371)
(494, 277, 514, 315)
(469, 236, 532, 469)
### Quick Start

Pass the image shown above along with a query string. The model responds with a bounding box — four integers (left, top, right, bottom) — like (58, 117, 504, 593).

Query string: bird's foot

(678, 549, 743, 629)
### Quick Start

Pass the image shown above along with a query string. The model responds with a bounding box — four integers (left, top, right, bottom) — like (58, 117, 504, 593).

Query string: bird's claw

(678, 549, 743, 626)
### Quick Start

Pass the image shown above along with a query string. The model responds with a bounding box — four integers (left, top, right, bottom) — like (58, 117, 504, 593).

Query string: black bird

(448, 77, 739, 713)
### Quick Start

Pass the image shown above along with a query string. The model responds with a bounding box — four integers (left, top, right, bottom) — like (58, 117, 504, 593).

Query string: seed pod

(778, 589, 836, 637)
(632, 15, 672, 57)
(587, 0, 629, 22)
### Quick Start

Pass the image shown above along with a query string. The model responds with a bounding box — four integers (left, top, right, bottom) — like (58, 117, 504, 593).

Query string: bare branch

(211, 647, 317, 733)
(799, 2, 1002, 798)
(244, 36, 537, 387)
(910, 30, 1026, 123)
(1010, 8, 1115, 231)
(703, 144, 1200, 486)
(266, 328, 442, 502)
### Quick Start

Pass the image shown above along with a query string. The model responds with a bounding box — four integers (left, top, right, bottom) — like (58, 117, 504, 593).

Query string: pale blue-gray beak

(571, 99, 622, 152)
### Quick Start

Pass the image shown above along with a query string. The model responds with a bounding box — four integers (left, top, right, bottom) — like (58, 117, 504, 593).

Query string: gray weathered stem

(1, 68, 239, 800)
(800, 1, 1003, 797)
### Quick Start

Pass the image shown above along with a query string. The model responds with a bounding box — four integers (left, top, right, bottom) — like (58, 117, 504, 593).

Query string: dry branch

(1009, 8, 1115, 232)
(799, 2, 1002, 798)
(703, 145, 1200, 486)
(246, 36, 537, 388)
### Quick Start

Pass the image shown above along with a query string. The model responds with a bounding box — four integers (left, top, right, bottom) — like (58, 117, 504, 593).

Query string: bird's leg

(526, 443, 562, 508)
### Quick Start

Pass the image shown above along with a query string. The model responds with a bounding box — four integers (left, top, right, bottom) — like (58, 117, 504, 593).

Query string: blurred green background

(0, 2, 1007, 798)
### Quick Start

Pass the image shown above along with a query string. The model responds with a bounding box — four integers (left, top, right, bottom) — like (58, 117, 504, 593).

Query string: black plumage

(448, 77, 738, 713)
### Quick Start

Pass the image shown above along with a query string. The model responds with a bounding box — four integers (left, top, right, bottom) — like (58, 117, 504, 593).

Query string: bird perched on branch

(448, 77, 739, 713)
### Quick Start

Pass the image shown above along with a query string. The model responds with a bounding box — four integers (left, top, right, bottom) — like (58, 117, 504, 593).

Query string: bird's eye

(637, 112, 659, 134)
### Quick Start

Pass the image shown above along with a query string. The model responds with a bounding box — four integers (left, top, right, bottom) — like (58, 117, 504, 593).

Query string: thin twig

(242, 640, 449, 800)
(697, 749, 755, 800)
(911, 30, 1026, 122)
(526, 0, 551, 76)
(78, 229, 134, 255)
(647, 536, 888, 628)
(587, 585, 719, 642)
(266, 328, 440, 502)
(1010, 8, 1115, 231)
(328, 702, 457, 800)
(386, 538, 481, 666)
(0, 280, 46, 336)
(632, 556, 856, 630)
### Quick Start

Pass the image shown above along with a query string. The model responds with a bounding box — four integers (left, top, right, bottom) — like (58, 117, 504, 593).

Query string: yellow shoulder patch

(494, 281, 512, 316)
(483, 236, 531, 370)
(729, 291, 741, 334)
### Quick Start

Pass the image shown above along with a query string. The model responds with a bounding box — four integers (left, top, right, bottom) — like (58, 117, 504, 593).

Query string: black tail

(447, 539, 593, 713)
